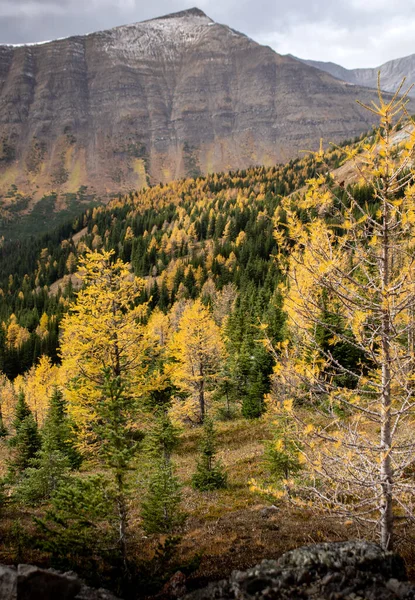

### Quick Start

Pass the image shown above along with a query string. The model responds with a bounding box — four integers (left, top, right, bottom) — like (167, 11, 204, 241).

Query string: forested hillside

(1, 92, 415, 598)
(0, 140, 355, 383)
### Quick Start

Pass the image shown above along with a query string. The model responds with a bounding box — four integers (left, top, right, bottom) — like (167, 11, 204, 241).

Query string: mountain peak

(148, 7, 212, 22)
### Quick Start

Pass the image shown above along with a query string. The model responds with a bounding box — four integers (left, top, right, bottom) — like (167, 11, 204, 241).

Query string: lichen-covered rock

(0, 565, 17, 600)
(186, 541, 415, 600)
(0, 563, 121, 600)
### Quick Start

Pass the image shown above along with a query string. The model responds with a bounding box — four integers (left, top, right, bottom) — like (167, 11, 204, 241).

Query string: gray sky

(1, 0, 414, 69)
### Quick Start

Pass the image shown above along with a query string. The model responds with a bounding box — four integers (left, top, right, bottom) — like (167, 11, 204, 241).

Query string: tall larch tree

(168, 298, 225, 422)
(271, 80, 415, 550)
(60, 249, 152, 566)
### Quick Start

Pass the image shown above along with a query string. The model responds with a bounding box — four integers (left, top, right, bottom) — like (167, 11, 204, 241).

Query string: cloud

(0, 0, 414, 69)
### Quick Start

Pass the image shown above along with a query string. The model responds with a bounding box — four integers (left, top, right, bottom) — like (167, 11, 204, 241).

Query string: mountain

(296, 54, 415, 97)
(0, 7, 404, 210)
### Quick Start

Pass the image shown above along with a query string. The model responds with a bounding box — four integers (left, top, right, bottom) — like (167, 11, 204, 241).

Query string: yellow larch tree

(270, 80, 415, 550)
(0, 372, 16, 430)
(14, 355, 61, 425)
(60, 249, 151, 448)
(168, 298, 226, 422)
(5, 315, 30, 349)
(60, 249, 154, 564)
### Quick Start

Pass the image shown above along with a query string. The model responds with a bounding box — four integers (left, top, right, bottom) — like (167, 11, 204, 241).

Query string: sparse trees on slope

(271, 80, 415, 550)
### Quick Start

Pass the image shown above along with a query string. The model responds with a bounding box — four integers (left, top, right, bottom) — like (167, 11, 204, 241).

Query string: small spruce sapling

(192, 417, 227, 491)
(141, 387, 186, 534)
(0, 414, 8, 439)
(15, 387, 81, 504)
(41, 386, 82, 469)
(34, 474, 118, 574)
(7, 390, 41, 479)
(141, 456, 184, 534)
(264, 406, 303, 496)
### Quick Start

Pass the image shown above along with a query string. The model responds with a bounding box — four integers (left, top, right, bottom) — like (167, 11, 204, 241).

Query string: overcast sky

(1, 0, 414, 69)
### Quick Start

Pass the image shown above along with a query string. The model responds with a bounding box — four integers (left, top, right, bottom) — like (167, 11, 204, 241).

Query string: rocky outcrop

(186, 541, 415, 599)
(0, 563, 120, 600)
(0, 8, 402, 203)
(2, 542, 414, 599)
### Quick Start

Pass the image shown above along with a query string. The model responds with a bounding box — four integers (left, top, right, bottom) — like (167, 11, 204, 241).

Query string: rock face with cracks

(186, 541, 415, 600)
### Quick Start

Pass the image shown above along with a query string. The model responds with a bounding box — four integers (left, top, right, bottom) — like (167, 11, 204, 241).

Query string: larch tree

(60, 249, 152, 566)
(270, 80, 415, 550)
(168, 298, 226, 422)
(0, 372, 16, 433)
(14, 355, 60, 426)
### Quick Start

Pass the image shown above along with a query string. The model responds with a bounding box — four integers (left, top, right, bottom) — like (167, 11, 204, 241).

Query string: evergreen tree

(141, 459, 184, 534)
(141, 401, 186, 534)
(13, 390, 31, 427)
(0, 415, 8, 439)
(15, 387, 81, 505)
(214, 363, 237, 420)
(15, 450, 71, 505)
(264, 407, 303, 492)
(41, 387, 81, 469)
(192, 418, 227, 491)
(34, 474, 118, 573)
(241, 345, 273, 419)
(8, 391, 41, 478)
(94, 369, 142, 565)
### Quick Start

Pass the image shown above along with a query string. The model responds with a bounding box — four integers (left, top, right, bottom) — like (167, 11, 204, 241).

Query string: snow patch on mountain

(102, 10, 214, 65)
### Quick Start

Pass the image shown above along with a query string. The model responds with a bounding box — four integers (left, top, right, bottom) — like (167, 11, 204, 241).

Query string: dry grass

(1, 416, 415, 591)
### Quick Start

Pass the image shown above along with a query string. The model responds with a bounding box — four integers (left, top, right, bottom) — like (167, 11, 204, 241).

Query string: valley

(1, 6, 415, 600)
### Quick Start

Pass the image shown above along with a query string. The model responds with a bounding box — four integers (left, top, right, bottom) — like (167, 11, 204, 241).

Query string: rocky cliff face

(298, 54, 415, 97)
(0, 8, 400, 202)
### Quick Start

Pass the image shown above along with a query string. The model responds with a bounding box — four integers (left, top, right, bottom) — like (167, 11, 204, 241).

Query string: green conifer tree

(16, 450, 71, 505)
(41, 387, 82, 469)
(264, 411, 303, 485)
(15, 387, 81, 505)
(13, 390, 31, 426)
(192, 418, 227, 491)
(34, 474, 117, 572)
(0, 415, 8, 438)
(141, 405, 186, 534)
(8, 390, 41, 478)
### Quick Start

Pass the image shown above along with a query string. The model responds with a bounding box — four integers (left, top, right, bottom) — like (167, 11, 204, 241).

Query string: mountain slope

(0, 7, 401, 205)
(297, 54, 415, 97)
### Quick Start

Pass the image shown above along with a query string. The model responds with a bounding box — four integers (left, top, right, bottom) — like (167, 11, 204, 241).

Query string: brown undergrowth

(0, 417, 415, 593)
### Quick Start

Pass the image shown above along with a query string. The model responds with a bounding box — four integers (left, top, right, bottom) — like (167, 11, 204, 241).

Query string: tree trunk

(380, 170, 394, 551)
(116, 472, 128, 569)
(199, 364, 205, 422)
